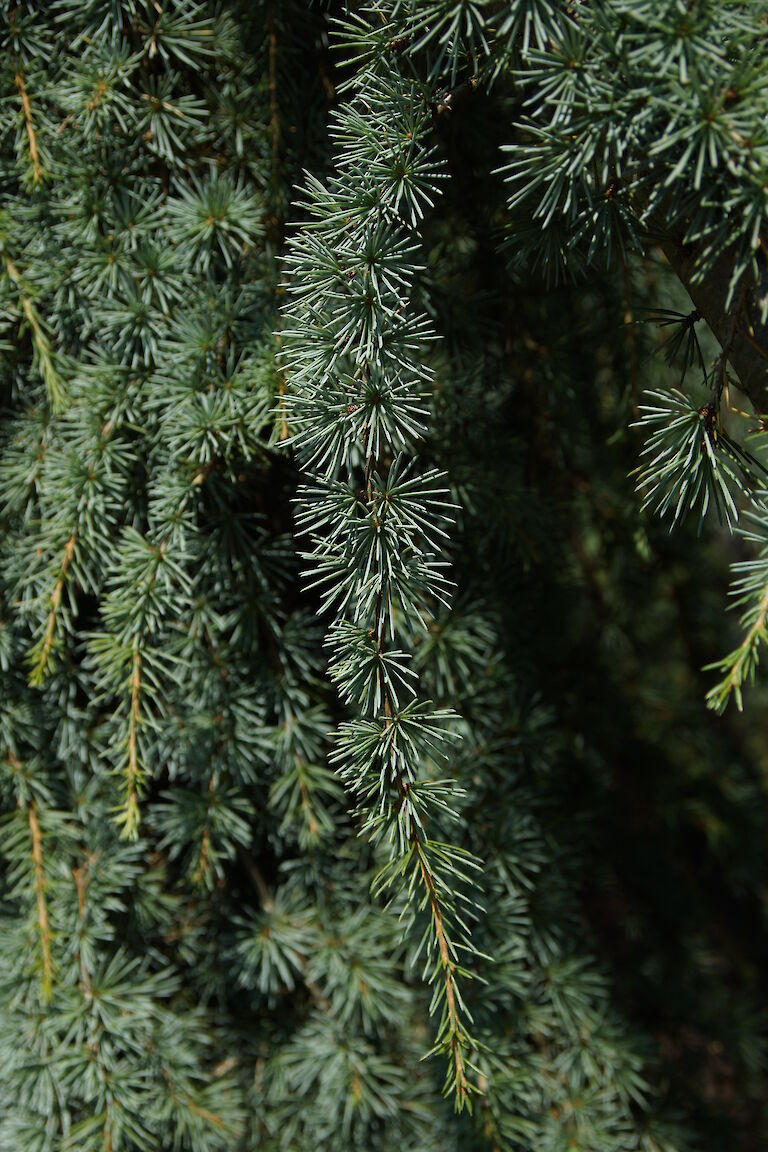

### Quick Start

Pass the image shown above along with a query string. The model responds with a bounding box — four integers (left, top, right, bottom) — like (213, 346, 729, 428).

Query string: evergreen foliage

(1, 3, 768, 1151)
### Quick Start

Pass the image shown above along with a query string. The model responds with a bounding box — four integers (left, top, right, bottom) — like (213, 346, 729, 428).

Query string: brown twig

(15, 72, 42, 184)
(123, 647, 143, 835)
(412, 834, 468, 1099)
(3, 254, 66, 407)
(192, 777, 217, 887)
(28, 802, 53, 1001)
(29, 533, 77, 685)
(72, 855, 95, 994)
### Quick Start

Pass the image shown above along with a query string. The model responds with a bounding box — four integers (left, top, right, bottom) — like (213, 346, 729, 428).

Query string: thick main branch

(662, 236, 768, 413)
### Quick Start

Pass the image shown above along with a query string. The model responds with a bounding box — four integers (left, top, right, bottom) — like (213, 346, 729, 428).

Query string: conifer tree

(1, 3, 768, 1151)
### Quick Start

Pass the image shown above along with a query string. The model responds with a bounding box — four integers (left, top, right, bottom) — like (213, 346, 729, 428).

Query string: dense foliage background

(2, 3, 768, 1150)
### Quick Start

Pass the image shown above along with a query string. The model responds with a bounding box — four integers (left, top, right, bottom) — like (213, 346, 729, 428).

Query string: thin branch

(413, 835, 469, 1101)
(121, 646, 143, 839)
(28, 801, 53, 1002)
(29, 533, 77, 686)
(370, 478, 473, 1104)
(72, 855, 95, 994)
(117, 538, 167, 838)
(15, 71, 42, 184)
(3, 254, 66, 408)
(191, 776, 216, 887)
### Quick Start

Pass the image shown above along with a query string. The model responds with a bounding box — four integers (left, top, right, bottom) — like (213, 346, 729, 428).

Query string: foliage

(1, 3, 768, 1152)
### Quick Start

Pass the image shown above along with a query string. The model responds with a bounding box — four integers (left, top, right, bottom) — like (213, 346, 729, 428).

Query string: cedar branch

(29, 533, 77, 685)
(14, 72, 42, 184)
(28, 802, 53, 1001)
(661, 235, 768, 413)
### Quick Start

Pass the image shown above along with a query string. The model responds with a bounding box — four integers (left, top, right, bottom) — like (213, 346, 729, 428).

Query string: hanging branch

(281, 20, 483, 1106)
(28, 532, 77, 685)
(27, 800, 53, 1002)
(14, 71, 43, 185)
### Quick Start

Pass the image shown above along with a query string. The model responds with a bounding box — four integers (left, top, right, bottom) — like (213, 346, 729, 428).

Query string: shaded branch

(662, 235, 768, 413)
